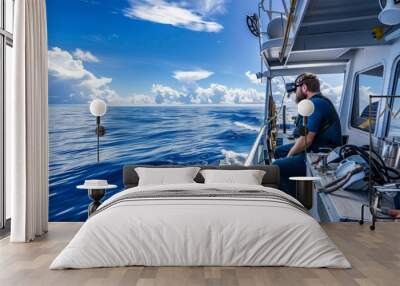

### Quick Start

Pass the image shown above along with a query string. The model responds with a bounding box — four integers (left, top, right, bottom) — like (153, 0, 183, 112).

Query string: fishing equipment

(320, 144, 400, 193)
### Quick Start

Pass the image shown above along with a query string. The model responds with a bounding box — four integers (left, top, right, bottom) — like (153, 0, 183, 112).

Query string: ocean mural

(47, 1, 343, 221)
(49, 105, 265, 221)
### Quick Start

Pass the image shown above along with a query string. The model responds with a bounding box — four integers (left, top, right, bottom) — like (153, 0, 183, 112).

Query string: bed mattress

(50, 183, 351, 269)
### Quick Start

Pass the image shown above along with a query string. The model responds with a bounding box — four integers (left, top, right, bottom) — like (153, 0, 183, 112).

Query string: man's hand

(287, 132, 316, 157)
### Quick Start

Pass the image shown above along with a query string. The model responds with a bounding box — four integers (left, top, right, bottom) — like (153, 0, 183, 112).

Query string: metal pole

(360, 95, 400, 228)
(368, 95, 372, 208)
(264, 78, 271, 123)
(97, 133, 99, 163)
(281, 0, 289, 15)
(96, 116, 100, 163)
(304, 116, 308, 157)
(263, 78, 271, 164)
(283, 105, 287, 133)
(257, 1, 264, 83)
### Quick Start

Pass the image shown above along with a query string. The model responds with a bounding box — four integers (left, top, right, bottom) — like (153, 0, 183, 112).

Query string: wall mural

(47, 0, 268, 221)
(47, 1, 343, 221)
(49, 105, 263, 221)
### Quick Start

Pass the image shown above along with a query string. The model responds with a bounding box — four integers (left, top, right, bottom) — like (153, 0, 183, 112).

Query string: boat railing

(244, 124, 267, 166)
(257, 0, 288, 42)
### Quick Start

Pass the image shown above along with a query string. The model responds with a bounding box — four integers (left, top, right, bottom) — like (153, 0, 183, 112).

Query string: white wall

(340, 38, 400, 145)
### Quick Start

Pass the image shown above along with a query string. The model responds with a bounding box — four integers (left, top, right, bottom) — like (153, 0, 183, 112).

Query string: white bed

(50, 183, 351, 269)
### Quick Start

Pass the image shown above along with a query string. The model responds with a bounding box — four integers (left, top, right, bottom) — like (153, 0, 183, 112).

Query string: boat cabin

(246, 0, 400, 222)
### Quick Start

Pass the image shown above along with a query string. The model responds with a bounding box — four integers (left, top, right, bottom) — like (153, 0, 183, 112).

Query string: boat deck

(0, 222, 399, 286)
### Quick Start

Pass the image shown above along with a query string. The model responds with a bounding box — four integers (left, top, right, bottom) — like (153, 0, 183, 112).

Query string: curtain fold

(10, 0, 49, 242)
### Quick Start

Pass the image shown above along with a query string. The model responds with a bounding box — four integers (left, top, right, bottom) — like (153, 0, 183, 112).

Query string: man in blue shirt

(273, 73, 342, 197)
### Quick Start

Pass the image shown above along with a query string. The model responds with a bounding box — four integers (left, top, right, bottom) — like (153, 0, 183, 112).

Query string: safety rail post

(283, 105, 287, 133)
(245, 77, 271, 166)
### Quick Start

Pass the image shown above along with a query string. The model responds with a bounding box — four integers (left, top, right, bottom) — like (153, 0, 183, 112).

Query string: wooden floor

(0, 222, 399, 286)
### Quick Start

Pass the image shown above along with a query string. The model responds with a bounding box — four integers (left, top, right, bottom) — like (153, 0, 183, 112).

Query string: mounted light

(379, 0, 400, 26)
(90, 99, 107, 117)
(89, 99, 107, 163)
(298, 99, 315, 117)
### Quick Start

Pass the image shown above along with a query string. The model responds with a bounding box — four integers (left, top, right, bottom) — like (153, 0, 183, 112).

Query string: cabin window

(387, 61, 400, 137)
(351, 65, 384, 132)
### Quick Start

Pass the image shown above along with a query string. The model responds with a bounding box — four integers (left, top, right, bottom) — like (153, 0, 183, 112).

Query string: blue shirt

(306, 94, 342, 151)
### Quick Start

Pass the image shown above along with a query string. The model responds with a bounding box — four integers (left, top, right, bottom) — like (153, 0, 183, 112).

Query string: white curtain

(9, 0, 49, 242)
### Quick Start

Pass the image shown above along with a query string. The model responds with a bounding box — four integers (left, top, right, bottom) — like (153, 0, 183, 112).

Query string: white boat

(245, 0, 400, 224)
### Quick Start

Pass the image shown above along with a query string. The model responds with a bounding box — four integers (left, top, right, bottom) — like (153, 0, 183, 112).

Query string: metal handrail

(244, 125, 267, 166)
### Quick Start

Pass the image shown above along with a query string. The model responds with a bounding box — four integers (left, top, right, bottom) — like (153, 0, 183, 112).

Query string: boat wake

(221, 149, 248, 165)
(234, 121, 260, 132)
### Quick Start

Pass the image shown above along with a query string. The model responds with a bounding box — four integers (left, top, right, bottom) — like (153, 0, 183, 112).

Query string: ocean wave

(221, 149, 248, 165)
(234, 121, 260, 132)
(49, 105, 269, 221)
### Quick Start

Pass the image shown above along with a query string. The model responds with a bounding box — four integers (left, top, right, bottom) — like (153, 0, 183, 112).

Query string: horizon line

(49, 103, 266, 107)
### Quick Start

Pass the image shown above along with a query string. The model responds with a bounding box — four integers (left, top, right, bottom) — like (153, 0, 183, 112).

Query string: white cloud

(80, 76, 112, 90)
(173, 69, 213, 83)
(49, 47, 343, 108)
(48, 47, 264, 106)
(123, 0, 224, 32)
(245, 71, 262, 85)
(48, 47, 118, 102)
(130, 94, 156, 104)
(73, 48, 100, 63)
(152, 84, 187, 104)
(320, 81, 343, 108)
(270, 76, 343, 113)
(117, 81, 266, 105)
(148, 83, 265, 104)
(197, 84, 265, 104)
(110, 93, 156, 105)
(195, 0, 226, 15)
(152, 84, 184, 98)
(48, 47, 89, 80)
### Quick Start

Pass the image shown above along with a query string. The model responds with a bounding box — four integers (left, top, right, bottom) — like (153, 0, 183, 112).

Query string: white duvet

(50, 183, 351, 269)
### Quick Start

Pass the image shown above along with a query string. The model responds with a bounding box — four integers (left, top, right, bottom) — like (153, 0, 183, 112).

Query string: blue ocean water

(49, 105, 265, 221)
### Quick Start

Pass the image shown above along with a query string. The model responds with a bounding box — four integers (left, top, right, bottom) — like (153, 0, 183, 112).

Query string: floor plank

(0, 222, 399, 286)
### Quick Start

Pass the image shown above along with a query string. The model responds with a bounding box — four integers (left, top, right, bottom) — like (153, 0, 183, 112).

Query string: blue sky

(47, 0, 343, 105)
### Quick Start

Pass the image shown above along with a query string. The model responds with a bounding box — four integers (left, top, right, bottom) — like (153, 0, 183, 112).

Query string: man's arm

(287, 132, 316, 157)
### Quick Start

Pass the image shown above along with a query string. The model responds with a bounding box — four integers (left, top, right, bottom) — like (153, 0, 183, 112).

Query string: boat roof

(262, 0, 393, 75)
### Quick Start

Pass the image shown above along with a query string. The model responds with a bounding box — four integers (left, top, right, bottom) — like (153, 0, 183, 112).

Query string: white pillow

(136, 167, 200, 186)
(200, 169, 265, 185)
